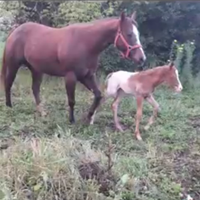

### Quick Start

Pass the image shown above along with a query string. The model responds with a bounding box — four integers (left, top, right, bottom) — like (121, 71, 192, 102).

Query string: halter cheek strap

(114, 26, 142, 59)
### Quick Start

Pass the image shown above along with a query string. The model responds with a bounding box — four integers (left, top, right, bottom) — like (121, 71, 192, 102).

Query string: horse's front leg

(80, 73, 102, 124)
(65, 72, 77, 124)
(144, 94, 160, 130)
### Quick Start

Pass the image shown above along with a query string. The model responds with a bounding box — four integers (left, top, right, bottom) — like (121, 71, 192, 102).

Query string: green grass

(0, 69, 200, 200)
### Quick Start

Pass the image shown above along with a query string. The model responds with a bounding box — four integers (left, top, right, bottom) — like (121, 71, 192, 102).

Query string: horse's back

(4, 22, 69, 72)
(6, 22, 52, 51)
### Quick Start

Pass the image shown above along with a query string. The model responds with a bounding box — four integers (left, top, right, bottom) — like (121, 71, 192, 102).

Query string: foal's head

(114, 11, 146, 65)
(164, 62, 183, 92)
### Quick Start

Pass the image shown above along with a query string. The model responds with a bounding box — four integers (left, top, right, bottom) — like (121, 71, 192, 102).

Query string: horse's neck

(89, 19, 119, 53)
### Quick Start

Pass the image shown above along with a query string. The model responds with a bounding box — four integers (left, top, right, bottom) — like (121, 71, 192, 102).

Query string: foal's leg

(65, 72, 77, 124)
(134, 96, 144, 141)
(144, 94, 160, 130)
(112, 89, 124, 132)
(31, 70, 46, 116)
(79, 74, 102, 124)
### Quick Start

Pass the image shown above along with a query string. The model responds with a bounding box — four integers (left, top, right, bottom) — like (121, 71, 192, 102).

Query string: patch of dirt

(173, 151, 200, 199)
(188, 115, 200, 131)
(0, 138, 15, 150)
(78, 161, 116, 196)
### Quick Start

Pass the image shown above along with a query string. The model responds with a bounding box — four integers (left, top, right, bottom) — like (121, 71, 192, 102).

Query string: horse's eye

(127, 33, 132, 37)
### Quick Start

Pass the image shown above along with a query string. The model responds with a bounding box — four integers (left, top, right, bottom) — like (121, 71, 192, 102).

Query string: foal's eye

(127, 33, 132, 37)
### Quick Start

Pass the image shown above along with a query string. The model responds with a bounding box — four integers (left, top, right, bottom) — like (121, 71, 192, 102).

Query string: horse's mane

(92, 16, 118, 23)
(65, 16, 118, 28)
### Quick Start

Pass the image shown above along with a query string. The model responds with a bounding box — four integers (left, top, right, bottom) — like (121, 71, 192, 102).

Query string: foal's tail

(100, 72, 113, 95)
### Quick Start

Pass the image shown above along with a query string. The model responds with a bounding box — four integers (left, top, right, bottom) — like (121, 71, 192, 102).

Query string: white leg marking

(90, 110, 96, 125)
(175, 69, 183, 92)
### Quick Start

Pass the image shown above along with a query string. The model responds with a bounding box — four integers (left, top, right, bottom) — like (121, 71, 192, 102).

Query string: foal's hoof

(41, 111, 48, 117)
(135, 133, 143, 141)
(144, 125, 150, 131)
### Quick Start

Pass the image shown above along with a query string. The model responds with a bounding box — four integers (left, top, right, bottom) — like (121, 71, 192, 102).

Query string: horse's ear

(120, 11, 126, 21)
(131, 11, 137, 20)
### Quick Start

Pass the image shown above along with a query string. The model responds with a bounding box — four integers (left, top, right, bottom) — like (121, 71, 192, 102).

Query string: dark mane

(92, 16, 119, 24)
(66, 16, 118, 28)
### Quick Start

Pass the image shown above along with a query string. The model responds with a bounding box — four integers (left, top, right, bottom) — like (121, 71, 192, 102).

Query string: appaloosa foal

(92, 62, 183, 141)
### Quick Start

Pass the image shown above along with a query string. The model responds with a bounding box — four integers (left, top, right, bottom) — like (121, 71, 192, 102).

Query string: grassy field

(0, 68, 200, 200)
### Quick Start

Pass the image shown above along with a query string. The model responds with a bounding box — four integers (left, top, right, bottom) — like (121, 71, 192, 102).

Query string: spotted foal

(97, 62, 183, 141)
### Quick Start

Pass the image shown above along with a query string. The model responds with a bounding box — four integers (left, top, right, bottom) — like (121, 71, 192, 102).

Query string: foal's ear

(169, 62, 174, 70)
(131, 11, 137, 20)
(120, 11, 126, 21)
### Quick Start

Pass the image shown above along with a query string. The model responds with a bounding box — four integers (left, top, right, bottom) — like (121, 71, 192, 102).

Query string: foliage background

(0, 2, 200, 200)
(0, 1, 200, 74)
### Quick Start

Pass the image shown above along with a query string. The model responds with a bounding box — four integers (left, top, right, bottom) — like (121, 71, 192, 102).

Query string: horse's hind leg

(31, 70, 46, 116)
(5, 64, 20, 107)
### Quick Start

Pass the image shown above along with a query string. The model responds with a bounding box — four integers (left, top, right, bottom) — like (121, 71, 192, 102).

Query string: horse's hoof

(69, 119, 75, 124)
(116, 126, 124, 132)
(90, 120, 94, 125)
(37, 105, 47, 117)
(82, 116, 90, 125)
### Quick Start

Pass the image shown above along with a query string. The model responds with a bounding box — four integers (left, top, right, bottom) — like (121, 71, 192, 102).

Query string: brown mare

(0, 12, 146, 124)
(91, 62, 183, 140)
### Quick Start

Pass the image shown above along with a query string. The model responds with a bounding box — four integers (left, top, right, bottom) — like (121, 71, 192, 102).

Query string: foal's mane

(138, 65, 169, 76)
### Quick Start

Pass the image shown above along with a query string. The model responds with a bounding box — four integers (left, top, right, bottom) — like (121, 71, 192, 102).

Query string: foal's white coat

(105, 71, 138, 97)
(90, 71, 139, 125)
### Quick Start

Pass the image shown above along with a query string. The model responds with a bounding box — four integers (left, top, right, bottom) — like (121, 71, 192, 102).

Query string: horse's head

(164, 62, 183, 92)
(114, 11, 146, 65)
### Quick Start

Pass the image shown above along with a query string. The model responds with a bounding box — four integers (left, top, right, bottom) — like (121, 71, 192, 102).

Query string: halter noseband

(114, 26, 142, 59)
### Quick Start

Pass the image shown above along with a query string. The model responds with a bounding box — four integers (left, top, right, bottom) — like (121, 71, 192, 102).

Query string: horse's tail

(0, 46, 7, 91)
(0, 28, 15, 91)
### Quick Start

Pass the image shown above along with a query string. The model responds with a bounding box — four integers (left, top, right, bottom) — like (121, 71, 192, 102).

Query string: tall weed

(169, 40, 196, 90)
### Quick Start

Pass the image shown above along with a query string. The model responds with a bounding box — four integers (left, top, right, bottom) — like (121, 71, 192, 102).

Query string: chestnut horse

(91, 62, 183, 140)
(0, 12, 146, 124)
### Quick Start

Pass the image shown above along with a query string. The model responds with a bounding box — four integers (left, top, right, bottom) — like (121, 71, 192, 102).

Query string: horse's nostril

(139, 57, 145, 64)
